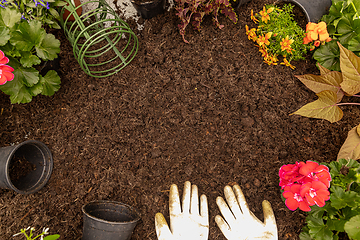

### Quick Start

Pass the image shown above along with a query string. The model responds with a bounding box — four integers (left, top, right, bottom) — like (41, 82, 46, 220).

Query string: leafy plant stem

(350, 2, 359, 18)
(336, 103, 360, 106)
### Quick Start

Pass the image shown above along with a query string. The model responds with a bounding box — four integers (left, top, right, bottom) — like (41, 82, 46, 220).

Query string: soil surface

(1, 0, 359, 239)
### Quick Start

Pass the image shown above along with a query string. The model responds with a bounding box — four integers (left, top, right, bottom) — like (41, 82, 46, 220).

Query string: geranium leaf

(337, 18, 360, 44)
(0, 69, 34, 104)
(40, 70, 61, 96)
(10, 21, 45, 51)
(347, 36, 360, 52)
(307, 216, 334, 240)
(337, 124, 360, 161)
(295, 71, 344, 102)
(20, 52, 41, 68)
(338, 42, 360, 95)
(16, 67, 40, 87)
(0, 8, 21, 29)
(314, 41, 341, 72)
(35, 33, 61, 60)
(0, 26, 10, 46)
(344, 215, 360, 239)
(291, 90, 343, 123)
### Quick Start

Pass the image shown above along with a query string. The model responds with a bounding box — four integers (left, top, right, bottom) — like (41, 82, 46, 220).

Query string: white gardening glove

(155, 181, 209, 240)
(215, 184, 278, 240)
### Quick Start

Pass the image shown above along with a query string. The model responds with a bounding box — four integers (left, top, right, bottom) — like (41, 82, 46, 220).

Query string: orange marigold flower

(264, 54, 278, 66)
(280, 36, 294, 53)
(258, 46, 268, 58)
(259, 6, 273, 23)
(245, 25, 257, 42)
(281, 58, 296, 70)
(251, 10, 258, 23)
(257, 32, 272, 46)
(303, 21, 330, 44)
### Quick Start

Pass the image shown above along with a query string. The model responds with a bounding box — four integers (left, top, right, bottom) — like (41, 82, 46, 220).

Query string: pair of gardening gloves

(155, 181, 278, 240)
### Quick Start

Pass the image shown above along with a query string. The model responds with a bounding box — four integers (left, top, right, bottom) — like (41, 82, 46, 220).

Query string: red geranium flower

(300, 181, 330, 208)
(298, 161, 331, 188)
(279, 162, 302, 189)
(283, 184, 311, 211)
(0, 50, 14, 85)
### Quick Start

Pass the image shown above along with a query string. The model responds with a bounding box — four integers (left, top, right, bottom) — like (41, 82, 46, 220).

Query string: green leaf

(291, 90, 343, 123)
(314, 41, 341, 72)
(16, 66, 40, 87)
(19, 52, 41, 68)
(338, 18, 360, 45)
(10, 20, 46, 51)
(347, 36, 360, 52)
(307, 215, 334, 240)
(35, 33, 60, 60)
(0, 69, 33, 104)
(337, 124, 360, 161)
(0, 8, 21, 29)
(338, 42, 360, 95)
(331, 186, 359, 209)
(49, 7, 60, 20)
(344, 215, 360, 239)
(43, 234, 60, 240)
(40, 70, 61, 96)
(0, 26, 10, 46)
(327, 218, 346, 232)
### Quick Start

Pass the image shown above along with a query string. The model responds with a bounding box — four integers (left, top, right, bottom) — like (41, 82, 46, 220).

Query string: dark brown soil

(9, 156, 36, 182)
(1, 0, 359, 239)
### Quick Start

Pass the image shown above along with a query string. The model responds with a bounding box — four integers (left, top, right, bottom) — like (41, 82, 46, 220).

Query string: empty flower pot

(278, 0, 332, 23)
(82, 200, 141, 240)
(131, 0, 166, 19)
(0, 140, 53, 194)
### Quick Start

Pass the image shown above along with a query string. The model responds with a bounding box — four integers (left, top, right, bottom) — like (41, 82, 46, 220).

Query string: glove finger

(190, 184, 199, 215)
(200, 194, 208, 220)
(169, 184, 181, 216)
(155, 213, 172, 240)
(215, 215, 232, 240)
(223, 185, 243, 220)
(182, 181, 191, 214)
(216, 196, 236, 228)
(262, 200, 278, 236)
(233, 184, 251, 218)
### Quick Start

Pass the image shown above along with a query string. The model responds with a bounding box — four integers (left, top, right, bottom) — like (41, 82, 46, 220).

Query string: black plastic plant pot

(277, 0, 332, 23)
(131, 0, 166, 19)
(82, 200, 141, 240)
(0, 140, 53, 194)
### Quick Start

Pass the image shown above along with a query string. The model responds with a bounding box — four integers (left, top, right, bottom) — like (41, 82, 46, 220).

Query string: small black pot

(0, 140, 53, 194)
(131, 0, 166, 19)
(277, 0, 332, 23)
(82, 200, 141, 240)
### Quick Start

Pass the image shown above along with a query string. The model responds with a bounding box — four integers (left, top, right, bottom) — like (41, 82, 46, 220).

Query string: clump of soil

(9, 156, 36, 181)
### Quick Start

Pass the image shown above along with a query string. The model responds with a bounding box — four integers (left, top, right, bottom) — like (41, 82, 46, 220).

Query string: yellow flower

(264, 54, 278, 66)
(280, 36, 294, 53)
(281, 58, 296, 69)
(257, 32, 272, 46)
(245, 25, 257, 42)
(258, 46, 268, 58)
(259, 6, 273, 23)
(251, 10, 259, 23)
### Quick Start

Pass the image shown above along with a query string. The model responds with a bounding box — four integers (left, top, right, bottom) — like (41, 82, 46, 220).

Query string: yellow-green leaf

(337, 124, 360, 161)
(295, 72, 344, 102)
(338, 42, 360, 96)
(291, 90, 343, 123)
(318, 63, 331, 75)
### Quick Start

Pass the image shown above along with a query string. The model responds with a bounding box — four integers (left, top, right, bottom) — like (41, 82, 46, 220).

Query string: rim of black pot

(5, 140, 53, 194)
(275, 0, 311, 22)
(82, 200, 141, 224)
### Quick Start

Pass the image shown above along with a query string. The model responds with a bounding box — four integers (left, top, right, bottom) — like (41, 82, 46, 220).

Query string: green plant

(245, 4, 311, 69)
(299, 159, 360, 240)
(0, 7, 61, 103)
(175, 0, 238, 43)
(1, 0, 66, 29)
(313, 0, 360, 71)
(13, 227, 60, 240)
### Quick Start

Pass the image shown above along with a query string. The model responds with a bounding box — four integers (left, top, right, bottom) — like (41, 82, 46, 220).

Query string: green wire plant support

(60, 0, 139, 78)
